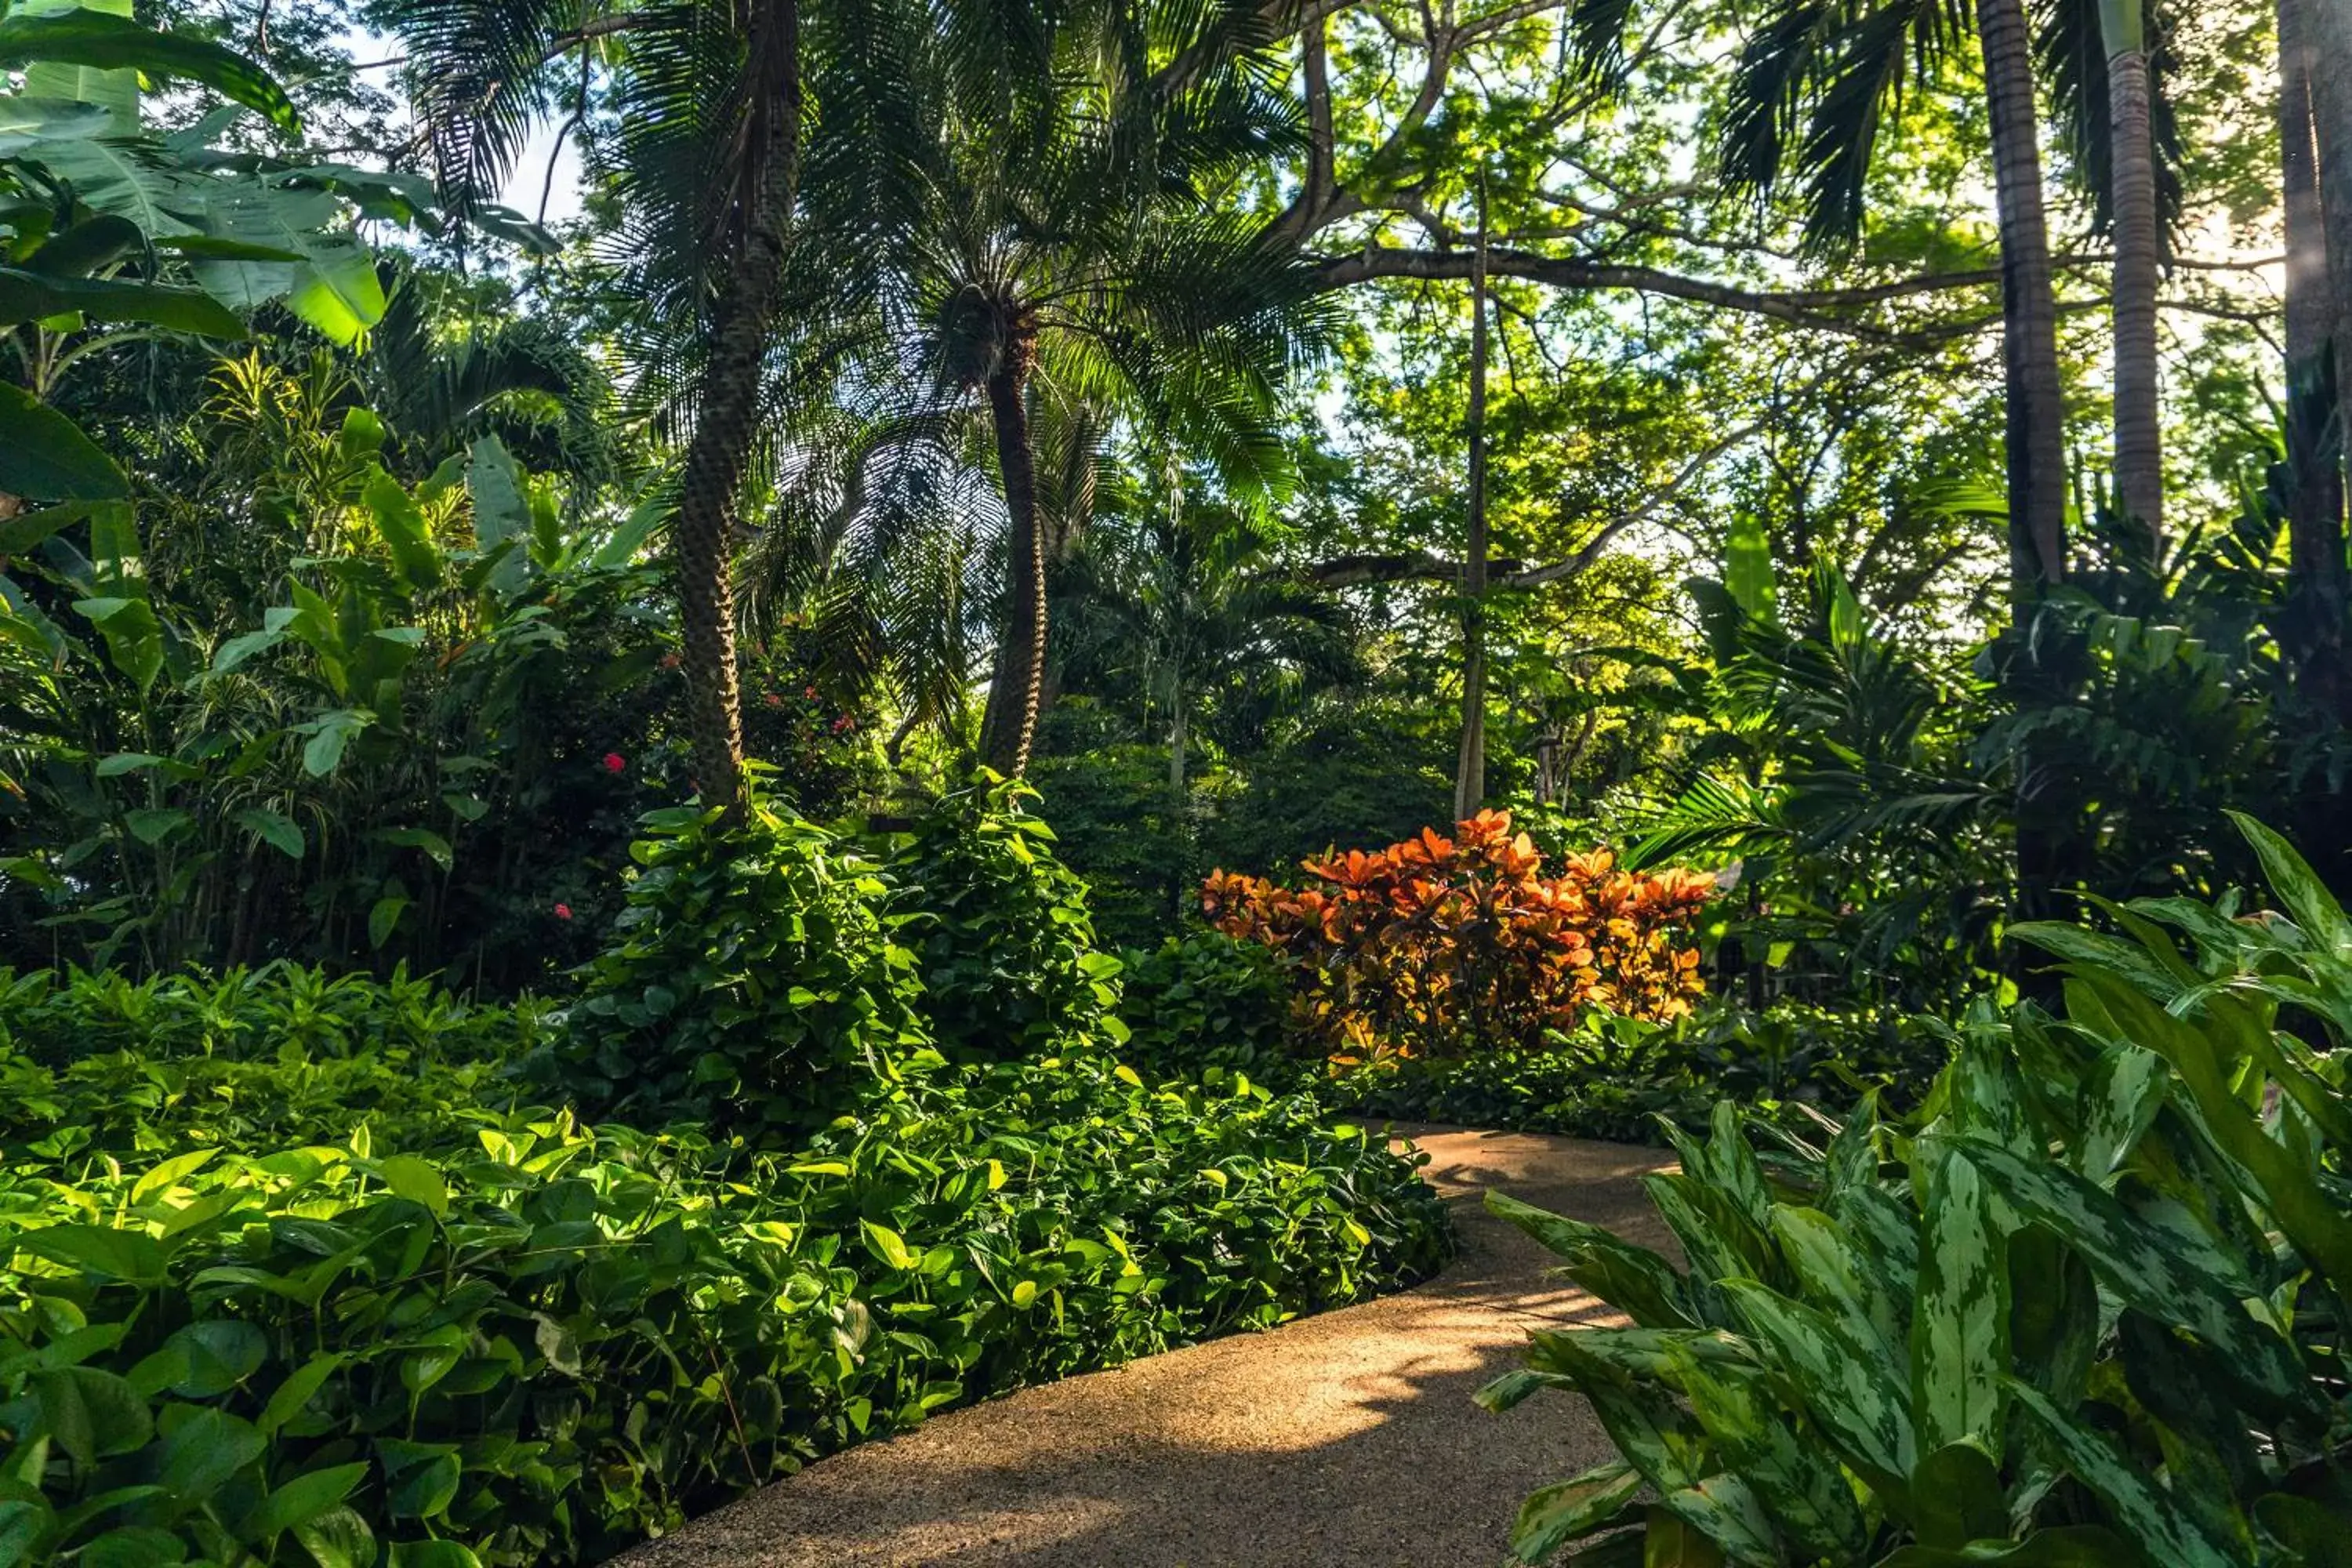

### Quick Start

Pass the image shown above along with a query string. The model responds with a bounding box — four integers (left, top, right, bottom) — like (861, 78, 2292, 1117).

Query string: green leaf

(1672, 1348, 1867, 1561)
(2226, 811, 2350, 950)
(292, 1505, 376, 1568)
(17, 1223, 165, 1283)
(0, 265, 245, 335)
(1909, 1441, 2007, 1551)
(257, 1353, 343, 1436)
(861, 1219, 915, 1271)
(1720, 1278, 1915, 1497)
(31, 1366, 151, 1466)
(367, 893, 408, 950)
(300, 710, 370, 776)
(1957, 1137, 2304, 1403)
(362, 470, 443, 593)
(2255, 1494, 2352, 1564)
(2004, 1381, 2238, 1568)
(1723, 509, 1773, 622)
(0, 383, 126, 499)
(1912, 1150, 2009, 1454)
(241, 1462, 367, 1539)
(1640, 1504, 1729, 1566)
(155, 1407, 266, 1504)
(1486, 1189, 1693, 1328)
(1876, 1526, 2146, 1566)
(373, 826, 454, 872)
(1509, 1462, 1643, 1565)
(150, 1319, 267, 1397)
(234, 807, 305, 860)
(122, 805, 192, 845)
(0, 10, 296, 129)
(375, 1154, 448, 1218)
(2076, 1044, 2166, 1182)
(389, 1543, 483, 1568)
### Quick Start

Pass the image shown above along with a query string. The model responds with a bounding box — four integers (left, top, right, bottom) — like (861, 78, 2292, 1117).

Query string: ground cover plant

(1484, 815, 2352, 1565)
(0, 786, 1454, 1566)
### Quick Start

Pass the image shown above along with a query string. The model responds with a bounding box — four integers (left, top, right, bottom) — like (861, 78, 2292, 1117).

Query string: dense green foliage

(879, 776, 1125, 1062)
(1485, 816, 2352, 1565)
(0, 1059, 1446, 1567)
(560, 791, 927, 1133)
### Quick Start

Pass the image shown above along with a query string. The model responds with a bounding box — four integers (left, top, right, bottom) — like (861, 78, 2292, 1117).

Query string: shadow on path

(620, 1126, 1672, 1568)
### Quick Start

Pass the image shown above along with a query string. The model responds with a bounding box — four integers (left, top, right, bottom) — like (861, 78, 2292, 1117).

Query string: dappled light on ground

(621, 1129, 1670, 1568)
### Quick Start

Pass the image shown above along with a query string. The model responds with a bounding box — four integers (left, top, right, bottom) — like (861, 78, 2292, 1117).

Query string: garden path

(622, 1127, 1670, 1568)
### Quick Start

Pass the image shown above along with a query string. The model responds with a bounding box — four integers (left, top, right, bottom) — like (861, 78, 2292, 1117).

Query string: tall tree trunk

(672, 0, 800, 813)
(2282, 0, 2347, 712)
(2100, 0, 2162, 545)
(1977, 0, 2068, 606)
(1453, 194, 1491, 823)
(979, 336, 1045, 775)
(1976, 0, 2070, 934)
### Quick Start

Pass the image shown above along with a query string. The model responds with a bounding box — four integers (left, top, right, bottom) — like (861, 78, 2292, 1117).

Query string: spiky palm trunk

(1977, 0, 2068, 607)
(2282, 0, 2347, 714)
(1453, 205, 1491, 822)
(2100, 0, 2162, 543)
(979, 335, 1046, 775)
(673, 0, 800, 812)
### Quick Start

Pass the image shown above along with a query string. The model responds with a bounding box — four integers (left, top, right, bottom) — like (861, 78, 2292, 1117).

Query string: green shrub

(0, 964, 553, 1160)
(1116, 929, 1302, 1086)
(561, 790, 929, 1132)
(1334, 1004, 1949, 1144)
(0, 1056, 1450, 1568)
(1483, 814, 2352, 1565)
(880, 775, 1124, 1061)
(0, 963, 549, 1069)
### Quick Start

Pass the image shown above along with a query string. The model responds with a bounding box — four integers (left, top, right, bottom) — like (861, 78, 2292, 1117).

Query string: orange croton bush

(1200, 811, 1719, 1068)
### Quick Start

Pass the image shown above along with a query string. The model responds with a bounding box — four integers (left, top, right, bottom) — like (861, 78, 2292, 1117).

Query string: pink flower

(764, 692, 782, 707)
(554, 902, 573, 920)
(602, 753, 626, 774)
(803, 685, 818, 700)
(659, 652, 681, 670)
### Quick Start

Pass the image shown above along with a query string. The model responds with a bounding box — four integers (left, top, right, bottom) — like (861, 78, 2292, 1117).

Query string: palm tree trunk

(671, 0, 800, 813)
(980, 339, 1046, 775)
(1976, 0, 2069, 935)
(1167, 695, 1189, 799)
(1453, 193, 1491, 823)
(2282, 0, 2347, 711)
(2100, 0, 2162, 545)
(1976, 0, 2069, 608)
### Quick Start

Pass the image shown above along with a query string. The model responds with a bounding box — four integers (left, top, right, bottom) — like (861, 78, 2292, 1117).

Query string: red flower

(764, 692, 782, 707)
(554, 902, 573, 920)
(602, 752, 626, 774)
(803, 685, 818, 700)
(830, 715, 852, 733)
(659, 652, 681, 670)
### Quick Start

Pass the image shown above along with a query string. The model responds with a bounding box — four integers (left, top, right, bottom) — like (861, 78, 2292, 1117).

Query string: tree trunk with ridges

(980, 342, 1045, 775)
(673, 0, 799, 815)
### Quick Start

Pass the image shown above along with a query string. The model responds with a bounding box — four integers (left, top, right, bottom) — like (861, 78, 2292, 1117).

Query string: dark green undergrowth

(0, 786, 1453, 1568)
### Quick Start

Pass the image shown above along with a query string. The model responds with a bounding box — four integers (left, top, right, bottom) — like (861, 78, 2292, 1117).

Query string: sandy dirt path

(620, 1127, 1671, 1568)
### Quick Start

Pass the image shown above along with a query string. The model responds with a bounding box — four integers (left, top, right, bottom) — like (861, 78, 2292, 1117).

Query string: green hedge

(0, 1056, 1448, 1566)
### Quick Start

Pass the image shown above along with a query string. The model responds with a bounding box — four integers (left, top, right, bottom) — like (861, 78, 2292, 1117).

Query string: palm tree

(2038, 0, 2183, 548)
(1054, 495, 1362, 801)
(2280, 0, 2346, 712)
(2093, 0, 2161, 539)
(1721, 0, 2068, 611)
(783, 0, 1334, 776)
(384, 0, 800, 810)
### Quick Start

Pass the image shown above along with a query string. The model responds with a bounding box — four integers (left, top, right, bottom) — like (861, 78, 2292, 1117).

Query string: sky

(336, 25, 589, 229)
